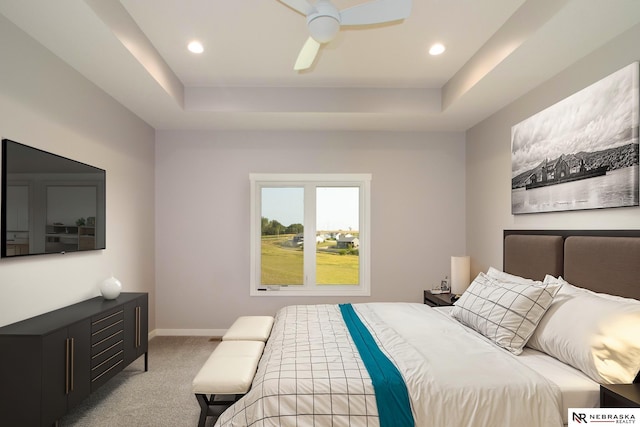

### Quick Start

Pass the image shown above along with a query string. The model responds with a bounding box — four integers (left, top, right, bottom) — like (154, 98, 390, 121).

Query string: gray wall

(0, 15, 156, 328)
(466, 23, 640, 277)
(155, 130, 466, 333)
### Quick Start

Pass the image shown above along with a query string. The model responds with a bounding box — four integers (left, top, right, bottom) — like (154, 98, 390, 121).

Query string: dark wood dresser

(0, 292, 148, 426)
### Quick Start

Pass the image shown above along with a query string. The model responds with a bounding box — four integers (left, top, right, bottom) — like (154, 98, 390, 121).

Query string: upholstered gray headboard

(504, 234, 563, 281)
(504, 230, 640, 300)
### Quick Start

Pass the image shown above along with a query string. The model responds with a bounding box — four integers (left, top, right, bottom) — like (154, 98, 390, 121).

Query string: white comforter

(215, 303, 563, 427)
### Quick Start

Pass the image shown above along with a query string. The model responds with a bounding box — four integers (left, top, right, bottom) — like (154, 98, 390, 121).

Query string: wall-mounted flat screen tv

(1, 139, 106, 257)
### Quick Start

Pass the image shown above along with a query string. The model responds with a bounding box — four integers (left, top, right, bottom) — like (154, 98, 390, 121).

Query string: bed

(215, 230, 640, 426)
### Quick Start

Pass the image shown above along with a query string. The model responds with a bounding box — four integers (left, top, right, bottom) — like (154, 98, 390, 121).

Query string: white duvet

(215, 303, 563, 427)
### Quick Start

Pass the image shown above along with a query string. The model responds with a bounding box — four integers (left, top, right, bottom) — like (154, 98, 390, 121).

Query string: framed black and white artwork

(511, 62, 639, 214)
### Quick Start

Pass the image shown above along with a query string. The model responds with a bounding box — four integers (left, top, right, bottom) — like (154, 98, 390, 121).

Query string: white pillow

(528, 276, 640, 384)
(487, 266, 540, 286)
(544, 274, 640, 304)
(451, 272, 560, 355)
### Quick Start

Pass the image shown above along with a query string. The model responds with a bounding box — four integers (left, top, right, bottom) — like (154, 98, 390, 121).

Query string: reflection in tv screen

(1, 139, 106, 257)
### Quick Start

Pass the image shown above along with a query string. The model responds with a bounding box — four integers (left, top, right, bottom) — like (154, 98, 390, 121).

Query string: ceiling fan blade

(278, 0, 315, 16)
(294, 37, 321, 71)
(340, 0, 412, 26)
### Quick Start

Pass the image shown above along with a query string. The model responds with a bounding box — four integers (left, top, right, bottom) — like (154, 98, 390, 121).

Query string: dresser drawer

(92, 339, 124, 368)
(90, 352, 124, 391)
(92, 328, 123, 355)
(92, 305, 124, 327)
(91, 348, 123, 379)
(89, 305, 126, 390)
(91, 308, 123, 338)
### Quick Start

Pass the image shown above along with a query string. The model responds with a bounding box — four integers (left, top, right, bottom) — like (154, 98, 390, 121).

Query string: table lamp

(451, 256, 471, 296)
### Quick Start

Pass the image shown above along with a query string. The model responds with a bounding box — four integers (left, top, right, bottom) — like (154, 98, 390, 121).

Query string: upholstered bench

(192, 340, 265, 427)
(222, 315, 274, 342)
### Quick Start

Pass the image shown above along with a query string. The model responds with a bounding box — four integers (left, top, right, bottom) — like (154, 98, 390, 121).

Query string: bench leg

(195, 394, 211, 427)
(195, 392, 247, 426)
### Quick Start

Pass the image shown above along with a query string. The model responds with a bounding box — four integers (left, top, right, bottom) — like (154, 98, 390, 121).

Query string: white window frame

(250, 173, 371, 296)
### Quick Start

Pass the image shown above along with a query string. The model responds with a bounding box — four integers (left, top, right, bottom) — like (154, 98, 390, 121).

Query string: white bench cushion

(222, 316, 274, 342)
(192, 340, 264, 395)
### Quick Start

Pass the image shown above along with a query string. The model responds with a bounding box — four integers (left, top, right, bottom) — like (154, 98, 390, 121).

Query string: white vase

(100, 275, 122, 300)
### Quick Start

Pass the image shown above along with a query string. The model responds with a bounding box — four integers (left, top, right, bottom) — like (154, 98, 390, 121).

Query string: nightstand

(423, 290, 454, 307)
(600, 384, 640, 408)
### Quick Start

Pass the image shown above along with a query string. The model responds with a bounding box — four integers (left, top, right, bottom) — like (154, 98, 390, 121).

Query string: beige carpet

(60, 336, 220, 427)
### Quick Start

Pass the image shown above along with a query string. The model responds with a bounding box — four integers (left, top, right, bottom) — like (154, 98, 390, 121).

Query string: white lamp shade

(450, 256, 470, 295)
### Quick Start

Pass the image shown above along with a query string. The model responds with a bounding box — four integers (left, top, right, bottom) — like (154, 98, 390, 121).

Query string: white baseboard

(152, 329, 226, 337)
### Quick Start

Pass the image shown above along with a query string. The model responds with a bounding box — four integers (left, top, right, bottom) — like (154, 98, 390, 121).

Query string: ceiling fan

(278, 0, 412, 71)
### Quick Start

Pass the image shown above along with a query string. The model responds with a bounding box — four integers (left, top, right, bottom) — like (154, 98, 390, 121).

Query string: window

(250, 173, 371, 296)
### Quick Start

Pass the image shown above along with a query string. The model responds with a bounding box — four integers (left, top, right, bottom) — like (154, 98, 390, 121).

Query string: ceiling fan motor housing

(307, 0, 340, 43)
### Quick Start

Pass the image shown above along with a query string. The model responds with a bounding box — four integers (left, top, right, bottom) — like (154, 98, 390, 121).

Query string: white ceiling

(1, 0, 639, 132)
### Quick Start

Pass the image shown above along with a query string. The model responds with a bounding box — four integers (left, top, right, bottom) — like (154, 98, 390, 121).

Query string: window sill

(250, 287, 370, 297)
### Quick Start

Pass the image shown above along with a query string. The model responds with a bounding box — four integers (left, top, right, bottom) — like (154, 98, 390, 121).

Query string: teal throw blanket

(339, 303, 414, 427)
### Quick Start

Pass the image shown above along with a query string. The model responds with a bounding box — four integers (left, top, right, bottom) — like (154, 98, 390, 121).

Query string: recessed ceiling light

(188, 40, 204, 54)
(429, 43, 445, 56)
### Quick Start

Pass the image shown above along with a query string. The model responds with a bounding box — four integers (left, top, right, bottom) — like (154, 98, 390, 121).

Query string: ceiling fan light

(308, 15, 340, 43)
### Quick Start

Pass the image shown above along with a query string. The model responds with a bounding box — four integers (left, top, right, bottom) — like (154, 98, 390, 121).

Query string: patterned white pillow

(487, 266, 540, 286)
(451, 272, 561, 355)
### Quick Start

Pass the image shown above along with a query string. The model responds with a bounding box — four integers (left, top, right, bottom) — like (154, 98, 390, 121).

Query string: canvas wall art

(511, 62, 639, 214)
